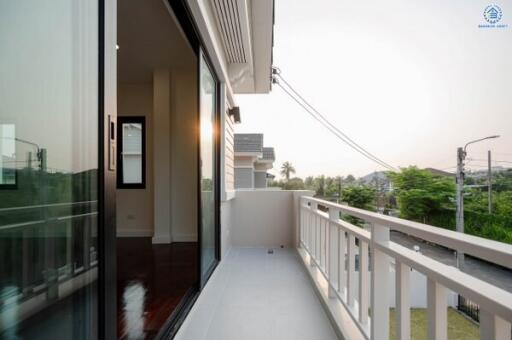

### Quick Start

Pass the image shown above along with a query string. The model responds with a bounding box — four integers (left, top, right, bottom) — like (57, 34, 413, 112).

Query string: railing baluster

(324, 218, 328, 270)
(347, 233, 356, 307)
(371, 223, 390, 340)
(427, 279, 447, 340)
(479, 309, 511, 340)
(358, 240, 369, 325)
(396, 260, 411, 340)
(310, 202, 318, 267)
(320, 217, 324, 269)
(328, 207, 340, 298)
(338, 229, 346, 296)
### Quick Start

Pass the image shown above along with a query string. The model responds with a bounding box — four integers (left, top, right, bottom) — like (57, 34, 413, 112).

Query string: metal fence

(458, 295, 480, 322)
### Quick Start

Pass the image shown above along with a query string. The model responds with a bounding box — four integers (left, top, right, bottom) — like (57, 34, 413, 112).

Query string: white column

(338, 229, 346, 295)
(480, 309, 511, 340)
(359, 241, 369, 325)
(152, 69, 172, 244)
(396, 261, 411, 340)
(328, 207, 340, 298)
(371, 224, 390, 340)
(347, 234, 356, 307)
(310, 202, 318, 267)
(427, 279, 447, 340)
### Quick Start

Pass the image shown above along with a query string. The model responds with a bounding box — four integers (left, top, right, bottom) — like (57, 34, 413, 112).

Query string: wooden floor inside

(117, 238, 197, 340)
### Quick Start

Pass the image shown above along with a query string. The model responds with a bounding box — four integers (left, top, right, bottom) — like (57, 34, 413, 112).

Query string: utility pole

(455, 135, 499, 269)
(488, 150, 492, 214)
(456, 147, 465, 267)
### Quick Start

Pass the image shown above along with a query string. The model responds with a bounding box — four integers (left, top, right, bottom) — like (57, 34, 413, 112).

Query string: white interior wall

(116, 83, 154, 237)
(170, 69, 198, 242)
(116, 0, 198, 244)
(151, 69, 173, 243)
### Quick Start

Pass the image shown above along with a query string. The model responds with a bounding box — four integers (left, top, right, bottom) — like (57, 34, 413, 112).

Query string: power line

(274, 80, 396, 171)
(272, 68, 397, 171)
(467, 158, 512, 165)
(275, 70, 397, 171)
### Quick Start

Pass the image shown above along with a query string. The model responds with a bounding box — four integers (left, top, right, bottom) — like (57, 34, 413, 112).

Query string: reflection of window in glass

(0, 124, 16, 187)
(117, 117, 145, 189)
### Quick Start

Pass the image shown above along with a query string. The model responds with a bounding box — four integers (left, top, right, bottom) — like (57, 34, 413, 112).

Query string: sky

(236, 0, 512, 178)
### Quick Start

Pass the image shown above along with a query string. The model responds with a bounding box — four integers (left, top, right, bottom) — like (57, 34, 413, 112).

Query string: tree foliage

(340, 185, 376, 210)
(388, 167, 455, 221)
(280, 161, 296, 181)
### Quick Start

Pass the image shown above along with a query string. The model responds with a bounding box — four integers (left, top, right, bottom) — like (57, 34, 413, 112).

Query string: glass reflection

(199, 54, 217, 281)
(122, 282, 147, 340)
(0, 1, 99, 339)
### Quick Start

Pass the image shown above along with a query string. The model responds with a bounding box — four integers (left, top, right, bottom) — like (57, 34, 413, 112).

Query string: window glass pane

(0, 1, 99, 338)
(122, 123, 142, 184)
(199, 54, 217, 282)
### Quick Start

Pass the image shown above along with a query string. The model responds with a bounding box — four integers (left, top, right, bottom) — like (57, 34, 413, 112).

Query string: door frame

(166, 0, 222, 291)
(197, 48, 221, 289)
(98, 0, 117, 339)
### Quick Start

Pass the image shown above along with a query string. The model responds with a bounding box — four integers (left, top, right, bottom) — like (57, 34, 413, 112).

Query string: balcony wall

(229, 189, 314, 248)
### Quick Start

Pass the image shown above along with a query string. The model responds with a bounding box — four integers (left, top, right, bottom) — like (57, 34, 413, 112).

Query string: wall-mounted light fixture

(228, 106, 241, 124)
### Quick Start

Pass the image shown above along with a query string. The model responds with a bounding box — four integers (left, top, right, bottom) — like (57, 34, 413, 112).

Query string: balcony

(176, 190, 512, 340)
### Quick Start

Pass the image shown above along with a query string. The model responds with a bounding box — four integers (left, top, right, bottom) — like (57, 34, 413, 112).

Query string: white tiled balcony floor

(175, 247, 339, 340)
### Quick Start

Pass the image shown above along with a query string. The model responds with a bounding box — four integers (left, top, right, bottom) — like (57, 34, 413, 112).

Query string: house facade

(234, 133, 276, 189)
(0, 0, 275, 338)
(1, 1, 512, 340)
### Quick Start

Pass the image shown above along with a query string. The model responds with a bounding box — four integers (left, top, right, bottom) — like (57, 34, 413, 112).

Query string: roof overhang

(234, 152, 263, 158)
(187, 0, 274, 99)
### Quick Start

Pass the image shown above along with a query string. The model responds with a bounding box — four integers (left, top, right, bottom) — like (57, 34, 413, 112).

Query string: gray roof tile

(262, 147, 275, 161)
(234, 134, 263, 153)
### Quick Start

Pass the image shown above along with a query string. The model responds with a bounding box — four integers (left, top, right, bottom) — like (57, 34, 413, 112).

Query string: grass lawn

(389, 308, 479, 340)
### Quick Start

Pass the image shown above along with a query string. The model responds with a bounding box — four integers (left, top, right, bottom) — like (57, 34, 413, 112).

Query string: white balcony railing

(299, 196, 512, 340)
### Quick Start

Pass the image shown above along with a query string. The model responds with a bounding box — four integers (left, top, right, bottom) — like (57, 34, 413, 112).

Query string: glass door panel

(0, 1, 99, 339)
(199, 52, 218, 286)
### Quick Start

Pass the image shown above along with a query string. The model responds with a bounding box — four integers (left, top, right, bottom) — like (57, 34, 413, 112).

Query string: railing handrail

(0, 200, 98, 213)
(301, 196, 512, 270)
(0, 212, 98, 231)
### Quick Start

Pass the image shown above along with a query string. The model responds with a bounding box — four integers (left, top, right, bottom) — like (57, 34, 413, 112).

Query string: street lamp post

(455, 135, 500, 268)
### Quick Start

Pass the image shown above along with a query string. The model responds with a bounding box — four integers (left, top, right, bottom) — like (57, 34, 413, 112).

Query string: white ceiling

(117, 0, 196, 83)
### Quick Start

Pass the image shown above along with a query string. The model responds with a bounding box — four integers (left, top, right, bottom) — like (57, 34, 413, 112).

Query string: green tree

(314, 175, 326, 196)
(341, 185, 376, 210)
(304, 176, 314, 189)
(388, 167, 455, 221)
(280, 161, 296, 181)
(495, 191, 512, 216)
(345, 174, 356, 185)
(283, 177, 305, 190)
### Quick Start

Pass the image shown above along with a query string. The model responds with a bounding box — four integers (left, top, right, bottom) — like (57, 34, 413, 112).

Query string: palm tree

(280, 162, 296, 181)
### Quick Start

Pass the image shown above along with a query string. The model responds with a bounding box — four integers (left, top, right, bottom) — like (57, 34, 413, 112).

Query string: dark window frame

(116, 116, 146, 189)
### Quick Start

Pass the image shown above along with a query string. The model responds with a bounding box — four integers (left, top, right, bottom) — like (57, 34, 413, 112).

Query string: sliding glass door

(0, 1, 100, 338)
(199, 52, 219, 286)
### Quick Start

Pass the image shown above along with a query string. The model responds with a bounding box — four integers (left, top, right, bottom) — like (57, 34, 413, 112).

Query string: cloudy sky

(236, 0, 512, 178)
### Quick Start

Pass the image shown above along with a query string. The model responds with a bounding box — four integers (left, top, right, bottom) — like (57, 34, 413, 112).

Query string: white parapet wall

(230, 189, 314, 248)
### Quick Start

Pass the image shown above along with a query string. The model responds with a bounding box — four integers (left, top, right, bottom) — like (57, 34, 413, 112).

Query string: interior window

(117, 117, 146, 188)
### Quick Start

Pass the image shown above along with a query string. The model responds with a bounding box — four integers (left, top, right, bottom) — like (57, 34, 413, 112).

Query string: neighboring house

(424, 167, 456, 178)
(233, 133, 275, 189)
